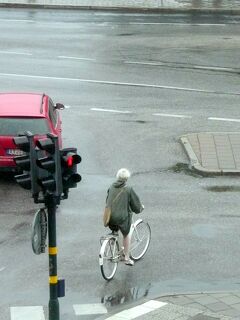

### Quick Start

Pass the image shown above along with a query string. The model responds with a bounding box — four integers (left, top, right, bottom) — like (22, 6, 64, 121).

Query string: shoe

(124, 258, 134, 266)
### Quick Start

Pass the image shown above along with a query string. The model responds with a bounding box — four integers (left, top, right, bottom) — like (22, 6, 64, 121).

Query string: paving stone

(230, 303, 240, 311)
(193, 296, 220, 305)
(220, 307, 240, 317)
(209, 294, 233, 299)
(136, 308, 182, 320)
(191, 315, 220, 320)
(168, 305, 203, 317)
(206, 303, 230, 312)
(165, 296, 195, 305)
(218, 296, 240, 305)
(184, 303, 207, 311)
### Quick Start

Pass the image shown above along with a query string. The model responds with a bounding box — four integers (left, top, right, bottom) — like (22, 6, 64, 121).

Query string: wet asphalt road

(0, 8, 240, 319)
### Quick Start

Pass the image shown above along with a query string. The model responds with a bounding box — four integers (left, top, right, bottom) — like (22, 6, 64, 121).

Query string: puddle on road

(217, 214, 240, 218)
(205, 186, 240, 192)
(120, 120, 148, 124)
(167, 163, 209, 178)
(133, 163, 211, 177)
(101, 283, 151, 307)
(118, 33, 135, 36)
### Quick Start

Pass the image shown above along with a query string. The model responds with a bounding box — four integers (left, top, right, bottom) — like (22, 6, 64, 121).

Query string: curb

(180, 134, 240, 176)
(1, 3, 240, 14)
(97, 290, 240, 320)
(179, 135, 213, 176)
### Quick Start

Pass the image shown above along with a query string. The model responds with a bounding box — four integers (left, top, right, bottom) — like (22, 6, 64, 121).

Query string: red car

(0, 93, 64, 171)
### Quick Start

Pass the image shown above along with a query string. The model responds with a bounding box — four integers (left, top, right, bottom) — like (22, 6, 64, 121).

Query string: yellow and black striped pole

(47, 199, 60, 320)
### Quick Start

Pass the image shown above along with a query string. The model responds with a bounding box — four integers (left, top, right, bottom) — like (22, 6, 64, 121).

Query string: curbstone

(180, 133, 240, 176)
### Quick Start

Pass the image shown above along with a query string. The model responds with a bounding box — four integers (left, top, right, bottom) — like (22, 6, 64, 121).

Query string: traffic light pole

(47, 195, 60, 320)
(13, 132, 80, 320)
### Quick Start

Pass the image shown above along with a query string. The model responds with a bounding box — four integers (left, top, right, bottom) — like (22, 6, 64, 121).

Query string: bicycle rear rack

(99, 232, 119, 245)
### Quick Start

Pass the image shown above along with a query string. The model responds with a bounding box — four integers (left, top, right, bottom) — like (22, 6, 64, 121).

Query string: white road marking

(125, 61, 237, 73)
(129, 22, 225, 26)
(73, 303, 107, 315)
(0, 72, 239, 96)
(125, 61, 164, 66)
(106, 300, 167, 320)
(91, 107, 132, 113)
(10, 306, 45, 320)
(153, 113, 192, 119)
(0, 267, 5, 272)
(194, 65, 236, 72)
(208, 117, 240, 123)
(0, 51, 32, 56)
(0, 19, 34, 23)
(58, 55, 96, 61)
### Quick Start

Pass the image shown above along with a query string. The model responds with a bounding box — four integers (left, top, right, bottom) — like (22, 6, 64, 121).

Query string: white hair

(116, 168, 131, 181)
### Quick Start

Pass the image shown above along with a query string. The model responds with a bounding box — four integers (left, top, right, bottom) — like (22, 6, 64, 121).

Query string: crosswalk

(7, 300, 167, 320)
(10, 306, 45, 320)
(9, 303, 107, 320)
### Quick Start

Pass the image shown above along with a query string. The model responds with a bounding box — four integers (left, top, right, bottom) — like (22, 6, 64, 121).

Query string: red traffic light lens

(67, 156, 73, 167)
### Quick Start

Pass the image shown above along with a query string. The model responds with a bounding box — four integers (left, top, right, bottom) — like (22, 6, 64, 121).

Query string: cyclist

(105, 168, 144, 266)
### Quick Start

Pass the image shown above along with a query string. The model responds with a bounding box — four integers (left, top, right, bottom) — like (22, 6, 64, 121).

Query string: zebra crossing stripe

(105, 300, 167, 319)
(10, 306, 45, 320)
(73, 303, 108, 315)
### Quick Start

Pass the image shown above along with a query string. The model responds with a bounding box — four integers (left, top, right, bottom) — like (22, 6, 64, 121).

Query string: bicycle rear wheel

(99, 237, 119, 280)
(130, 220, 151, 261)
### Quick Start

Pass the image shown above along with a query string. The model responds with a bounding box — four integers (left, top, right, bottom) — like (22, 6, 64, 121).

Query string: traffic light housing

(60, 148, 81, 196)
(14, 132, 81, 204)
(13, 131, 39, 199)
(36, 133, 63, 200)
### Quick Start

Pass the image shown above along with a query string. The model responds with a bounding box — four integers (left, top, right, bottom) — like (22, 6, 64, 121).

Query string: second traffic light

(36, 133, 63, 199)
(60, 148, 81, 195)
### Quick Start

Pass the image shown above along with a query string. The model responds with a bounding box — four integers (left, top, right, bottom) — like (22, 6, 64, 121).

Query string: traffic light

(60, 148, 81, 196)
(36, 133, 62, 200)
(13, 131, 39, 199)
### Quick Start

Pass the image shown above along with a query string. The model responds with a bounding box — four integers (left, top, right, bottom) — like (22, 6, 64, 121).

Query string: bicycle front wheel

(99, 237, 119, 280)
(130, 220, 151, 261)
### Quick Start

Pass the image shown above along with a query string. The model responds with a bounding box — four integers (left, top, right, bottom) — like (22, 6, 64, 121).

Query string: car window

(0, 118, 50, 136)
(48, 100, 57, 127)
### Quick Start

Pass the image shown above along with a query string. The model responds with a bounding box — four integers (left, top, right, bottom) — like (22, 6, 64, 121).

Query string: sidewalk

(0, 0, 240, 13)
(180, 133, 240, 175)
(103, 292, 240, 320)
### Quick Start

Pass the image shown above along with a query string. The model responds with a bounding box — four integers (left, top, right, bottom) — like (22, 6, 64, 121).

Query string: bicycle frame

(99, 234, 120, 266)
(129, 218, 143, 240)
(99, 217, 150, 280)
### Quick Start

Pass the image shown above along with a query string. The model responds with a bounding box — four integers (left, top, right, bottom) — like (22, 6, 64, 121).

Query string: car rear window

(0, 117, 50, 136)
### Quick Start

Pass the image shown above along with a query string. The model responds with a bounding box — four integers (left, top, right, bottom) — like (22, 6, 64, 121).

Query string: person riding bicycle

(105, 168, 144, 266)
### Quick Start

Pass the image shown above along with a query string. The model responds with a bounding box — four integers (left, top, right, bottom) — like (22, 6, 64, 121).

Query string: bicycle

(99, 218, 151, 280)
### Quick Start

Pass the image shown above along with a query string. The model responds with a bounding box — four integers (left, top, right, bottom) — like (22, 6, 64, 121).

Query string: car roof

(0, 93, 48, 118)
